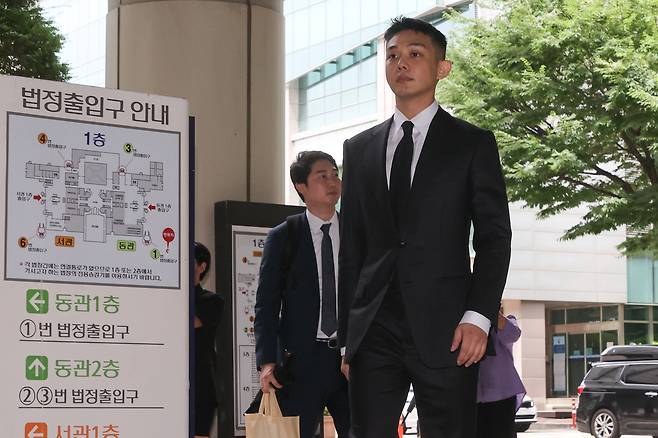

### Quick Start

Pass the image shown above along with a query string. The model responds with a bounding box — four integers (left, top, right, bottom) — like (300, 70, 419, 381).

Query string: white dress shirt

(385, 100, 491, 335)
(306, 209, 340, 339)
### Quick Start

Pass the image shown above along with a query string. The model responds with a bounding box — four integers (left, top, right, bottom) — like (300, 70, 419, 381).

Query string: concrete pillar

(505, 299, 548, 409)
(106, 0, 284, 286)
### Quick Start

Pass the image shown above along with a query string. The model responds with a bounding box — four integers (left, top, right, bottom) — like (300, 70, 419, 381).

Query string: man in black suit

(255, 151, 350, 438)
(338, 18, 512, 438)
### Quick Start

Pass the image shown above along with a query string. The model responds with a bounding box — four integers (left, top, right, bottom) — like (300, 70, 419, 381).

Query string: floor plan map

(5, 113, 181, 288)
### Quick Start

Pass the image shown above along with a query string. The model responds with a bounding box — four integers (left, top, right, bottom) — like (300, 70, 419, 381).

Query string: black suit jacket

(338, 106, 512, 368)
(254, 213, 322, 370)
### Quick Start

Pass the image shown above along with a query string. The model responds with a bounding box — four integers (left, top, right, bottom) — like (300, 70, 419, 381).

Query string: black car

(576, 346, 658, 438)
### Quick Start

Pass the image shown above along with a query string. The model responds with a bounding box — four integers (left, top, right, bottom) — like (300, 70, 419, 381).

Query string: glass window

(551, 309, 565, 325)
(568, 334, 585, 396)
(624, 323, 650, 345)
(306, 82, 325, 101)
(586, 332, 601, 361)
(360, 0, 379, 27)
(305, 114, 324, 131)
(341, 89, 358, 107)
(306, 99, 324, 117)
(567, 307, 600, 324)
(601, 330, 618, 350)
(357, 100, 377, 117)
(324, 94, 340, 113)
(654, 324, 658, 345)
(358, 57, 377, 85)
(654, 306, 658, 320)
(627, 257, 653, 304)
(602, 305, 619, 321)
(622, 365, 658, 385)
(379, 0, 398, 22)
(341, 104, 361, 120)
(308, 3, 326, 46)
(324, 75, 341, 96)
(624, 305, 649, 321)
(342, 0, 360, 33)
(358, 83, 377, 102)
(585, 365, 623, 383)
(325, 0, 343, 40)
(325, 110, 340, 126)
(292, 9, 310, 52)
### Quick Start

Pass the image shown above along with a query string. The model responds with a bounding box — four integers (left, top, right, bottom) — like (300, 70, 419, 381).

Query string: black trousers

(476, 396, 517, 438)
(349, 289, 478, 438)
(278, 341, 350, 438)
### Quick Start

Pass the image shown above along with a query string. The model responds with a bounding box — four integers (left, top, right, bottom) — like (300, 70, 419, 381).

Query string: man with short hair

(338, 17, 512, 438)
(255, 151, 350, 438)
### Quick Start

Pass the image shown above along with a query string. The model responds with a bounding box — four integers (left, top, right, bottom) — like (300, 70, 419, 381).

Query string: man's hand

(451, 323, 487, 367)
(194, 316, 203, 328)
(340, 357, 350, 381)
(259, 363, 282, 393)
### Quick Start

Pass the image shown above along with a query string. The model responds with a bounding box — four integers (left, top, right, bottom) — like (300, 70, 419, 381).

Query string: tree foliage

(438, 0, 658, 254)
(0, 0, 69, 80)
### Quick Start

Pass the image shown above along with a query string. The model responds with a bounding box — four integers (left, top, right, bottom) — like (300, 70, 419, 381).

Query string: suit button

(399, 241, 406, 248)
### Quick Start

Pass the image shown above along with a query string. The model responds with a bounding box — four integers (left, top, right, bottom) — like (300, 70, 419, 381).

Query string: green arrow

(26, 355, 48, 380)
(26, 289, 48, 314)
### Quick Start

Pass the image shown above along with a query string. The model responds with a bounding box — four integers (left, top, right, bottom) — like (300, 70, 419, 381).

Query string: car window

(622, 364, 658, 385)
(585, 365, 623, 383)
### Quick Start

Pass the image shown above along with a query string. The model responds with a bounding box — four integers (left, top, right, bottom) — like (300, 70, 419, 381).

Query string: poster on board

(0, 74, 190, 437)
(231, 225, 269, 430)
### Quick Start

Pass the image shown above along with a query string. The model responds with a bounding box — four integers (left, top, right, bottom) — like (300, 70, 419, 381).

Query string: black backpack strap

(281, 214, 302, 287)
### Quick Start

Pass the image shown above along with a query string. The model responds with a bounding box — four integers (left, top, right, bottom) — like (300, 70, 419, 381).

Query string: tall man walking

(338, 18, 512, 438)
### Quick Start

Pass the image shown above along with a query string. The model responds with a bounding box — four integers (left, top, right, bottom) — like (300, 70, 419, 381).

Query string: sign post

(0, 75, 190, 437)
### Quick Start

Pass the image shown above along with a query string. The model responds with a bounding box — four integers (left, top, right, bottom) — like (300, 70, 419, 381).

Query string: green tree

(438, 0, 658, 254)
(0, 0, 69, 80)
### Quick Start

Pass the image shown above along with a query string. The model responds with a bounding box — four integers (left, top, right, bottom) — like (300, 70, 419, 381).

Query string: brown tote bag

(245, 392, 300, 438)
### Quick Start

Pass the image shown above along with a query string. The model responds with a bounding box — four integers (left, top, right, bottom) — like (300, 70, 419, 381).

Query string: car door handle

(645, 392, 658, 397)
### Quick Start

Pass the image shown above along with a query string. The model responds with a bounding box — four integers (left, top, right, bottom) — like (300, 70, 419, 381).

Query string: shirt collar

(392, 100, 439, 137)
(305, 209, 338, 234)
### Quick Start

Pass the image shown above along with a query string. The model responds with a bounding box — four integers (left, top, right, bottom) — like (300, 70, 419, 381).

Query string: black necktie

(390, 120, 414, 229)
(320, 223, 337, 337)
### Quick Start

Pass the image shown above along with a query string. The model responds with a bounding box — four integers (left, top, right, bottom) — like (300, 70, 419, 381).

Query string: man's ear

(294, 182, 307, 196)
(436, 59, 452, 80)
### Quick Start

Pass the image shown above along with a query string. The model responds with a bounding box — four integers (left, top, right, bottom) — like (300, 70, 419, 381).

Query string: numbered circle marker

(123, 143, 134, 153)
(18, 236, 28, 248)
(37, 133, 48, 144)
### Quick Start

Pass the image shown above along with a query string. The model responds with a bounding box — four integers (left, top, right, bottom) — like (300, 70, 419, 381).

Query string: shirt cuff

(459, 311, 490, 335)
(340, 347, 346, 356)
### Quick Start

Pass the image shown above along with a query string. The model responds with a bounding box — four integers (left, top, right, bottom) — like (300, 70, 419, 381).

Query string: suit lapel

(367, 117, 395, 231)
(299, 213, 320, 294)
(410, 106, 452, 196)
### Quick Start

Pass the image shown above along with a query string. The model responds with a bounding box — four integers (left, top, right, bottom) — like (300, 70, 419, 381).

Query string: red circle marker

(162, 227, 175, 252)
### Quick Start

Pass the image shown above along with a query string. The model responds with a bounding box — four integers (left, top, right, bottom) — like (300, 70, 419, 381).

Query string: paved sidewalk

(530, 417, 574, 430)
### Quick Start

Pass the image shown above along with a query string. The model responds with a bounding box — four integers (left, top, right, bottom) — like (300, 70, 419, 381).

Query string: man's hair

(289, 150, 338, 203)
(384, 17, 447, 60)
(194, 241, 211, 281)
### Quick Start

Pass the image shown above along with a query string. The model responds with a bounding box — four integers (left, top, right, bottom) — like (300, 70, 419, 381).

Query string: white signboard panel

(231, 225, 269, 434)
(0, 75, 189, 437)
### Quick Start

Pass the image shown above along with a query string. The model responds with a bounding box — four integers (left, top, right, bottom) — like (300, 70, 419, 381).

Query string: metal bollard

(571, 398, 576, 428)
